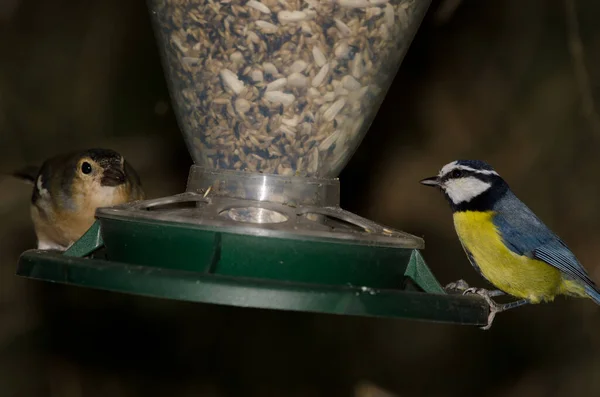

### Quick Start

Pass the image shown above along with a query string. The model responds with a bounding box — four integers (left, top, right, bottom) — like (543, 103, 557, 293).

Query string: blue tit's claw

(446, 283, 502, 329)
(481, 309, 499, 331)
(462, 287, 494, 297)
(462, 287, 505, 298)
(444, 279, 470, 292)
(461, 287, 501, 330)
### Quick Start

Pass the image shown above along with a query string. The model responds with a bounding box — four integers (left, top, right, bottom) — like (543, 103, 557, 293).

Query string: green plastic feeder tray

(16, 0, 490, 326)
(17, 215, 489, 325)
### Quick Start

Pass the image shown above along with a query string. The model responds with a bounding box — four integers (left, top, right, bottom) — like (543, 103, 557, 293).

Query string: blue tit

(12, 148, 145, 251)
(420, 160, 600, 329)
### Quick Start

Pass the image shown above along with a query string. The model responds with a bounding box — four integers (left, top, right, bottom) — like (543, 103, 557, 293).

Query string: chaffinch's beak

(101, 166, 126, 187)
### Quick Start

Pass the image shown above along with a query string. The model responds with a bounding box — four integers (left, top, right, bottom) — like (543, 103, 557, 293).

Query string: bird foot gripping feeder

(17, 0, 489, 325)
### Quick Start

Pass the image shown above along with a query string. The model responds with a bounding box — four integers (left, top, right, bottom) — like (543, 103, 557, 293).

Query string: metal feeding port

(15, 0, 490, 326)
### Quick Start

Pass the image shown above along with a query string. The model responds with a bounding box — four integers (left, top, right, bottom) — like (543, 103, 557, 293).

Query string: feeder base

(16, 219, 489, 326)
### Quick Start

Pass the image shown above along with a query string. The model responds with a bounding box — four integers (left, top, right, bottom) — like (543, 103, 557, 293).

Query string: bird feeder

(17, 0, 489, 325)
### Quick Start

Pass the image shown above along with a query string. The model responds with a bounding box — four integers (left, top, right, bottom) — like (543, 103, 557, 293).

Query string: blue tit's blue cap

(455, 160, 496, 172)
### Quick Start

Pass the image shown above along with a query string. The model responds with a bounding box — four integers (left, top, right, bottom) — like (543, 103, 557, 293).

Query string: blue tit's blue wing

(492, 192, 597, 289)
(531, 240, 595, 286)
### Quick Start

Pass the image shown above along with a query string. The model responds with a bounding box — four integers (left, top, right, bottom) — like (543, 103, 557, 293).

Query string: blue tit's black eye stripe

(440, 169, 499, 184)
(440, 169, 472, 183)
(451, 169, 463, 178)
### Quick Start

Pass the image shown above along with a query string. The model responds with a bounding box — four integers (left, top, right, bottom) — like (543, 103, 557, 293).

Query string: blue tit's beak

(420, 176, 440, 187)
(101, 166, 126, 187)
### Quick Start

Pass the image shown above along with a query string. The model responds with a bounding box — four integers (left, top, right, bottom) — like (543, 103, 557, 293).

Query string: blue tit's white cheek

(443, 177, 492, 204)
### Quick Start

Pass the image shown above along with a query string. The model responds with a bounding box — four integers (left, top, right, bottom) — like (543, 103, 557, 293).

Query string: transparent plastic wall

(149, 0, 431, 178)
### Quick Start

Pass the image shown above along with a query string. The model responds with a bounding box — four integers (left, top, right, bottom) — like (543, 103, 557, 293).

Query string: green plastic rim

(17, 250, 488, 325)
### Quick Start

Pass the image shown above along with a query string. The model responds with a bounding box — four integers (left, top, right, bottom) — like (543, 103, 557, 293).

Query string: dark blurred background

(2, 0, 600, 396)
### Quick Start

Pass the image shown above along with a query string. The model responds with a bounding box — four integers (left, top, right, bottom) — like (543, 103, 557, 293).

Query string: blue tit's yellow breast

(452, 210, 565, 303)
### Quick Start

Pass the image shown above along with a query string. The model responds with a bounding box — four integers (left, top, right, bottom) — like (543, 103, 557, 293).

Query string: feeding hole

(144, 199, 206, 211)
(300, 212, 367, 233)
(220, 207, 288, 224)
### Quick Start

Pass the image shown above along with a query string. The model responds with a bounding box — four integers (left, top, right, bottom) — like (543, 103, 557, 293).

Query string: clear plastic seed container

(149, 0, 430, 178)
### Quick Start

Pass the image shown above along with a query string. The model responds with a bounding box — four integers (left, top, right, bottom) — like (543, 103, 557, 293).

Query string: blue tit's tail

(585, 285, 600, 305)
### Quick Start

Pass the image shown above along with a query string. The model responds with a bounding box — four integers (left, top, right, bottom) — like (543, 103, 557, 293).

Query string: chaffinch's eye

(81, 162, 93, 174)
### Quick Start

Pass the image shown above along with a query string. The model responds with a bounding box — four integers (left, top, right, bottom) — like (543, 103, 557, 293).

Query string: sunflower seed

(230, 51, 244, 63)
(311, 63, 329, 87)
(220, 69, 245, 94)
(235, 98, 252, 114)
(262, 62, 279, 76)
(247, 30, 261, 43)
(279, 124, 296, 137)
(338, 0, 370, 8)
(334, 18, 352, 37)
(246, 0, 271, 14)
(251, 69, 264, 82)
(308, 147, 319, 174)
(266, 77, 288, 91)
(287, 72, 308, 87)
(341, 75, 361, 90)
(278, 10, 308, 23)
(264, 91, 295, 105)
(301, 21, 313, 34)
(323, 91, 336, 102)
(334, 41, 350, 58)
(323, 98, 346, 121)
(281, 115, 300, 127)
(312, 46, 327, 67)
(290, 60, 308, 73)
(318, 130, 342, 151)
(308, 87, 321, 97)
(256, 20, 278, 33)
(384, 3, 394, 28)
(351, 52, 364, 79)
